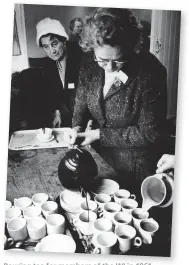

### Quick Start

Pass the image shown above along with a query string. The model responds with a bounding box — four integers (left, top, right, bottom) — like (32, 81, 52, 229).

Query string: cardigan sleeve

(100, 67, 167, 148)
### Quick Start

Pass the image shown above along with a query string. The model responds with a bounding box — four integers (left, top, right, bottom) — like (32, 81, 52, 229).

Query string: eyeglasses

(94, 56, 127, 66)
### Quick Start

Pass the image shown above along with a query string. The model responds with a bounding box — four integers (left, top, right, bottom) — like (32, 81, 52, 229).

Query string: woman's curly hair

(80, 8, 143, 54)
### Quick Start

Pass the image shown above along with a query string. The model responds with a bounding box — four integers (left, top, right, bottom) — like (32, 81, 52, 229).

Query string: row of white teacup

(5, 213, 66, 244)
(80, 198, 139, 219)
(5, 194, 58, 224)
(73, 209, 158, 254)
(74, 206, 159, 244)
(94, 189, 136, 208)
(5, 193, 50, 212)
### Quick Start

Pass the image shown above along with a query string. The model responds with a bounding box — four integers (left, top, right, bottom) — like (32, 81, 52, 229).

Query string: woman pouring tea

(68, 8, 168, 195)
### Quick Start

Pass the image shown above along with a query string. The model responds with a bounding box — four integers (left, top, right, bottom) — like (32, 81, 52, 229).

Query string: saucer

(35, 234, 76, 253)
(90, 179, 119, 196)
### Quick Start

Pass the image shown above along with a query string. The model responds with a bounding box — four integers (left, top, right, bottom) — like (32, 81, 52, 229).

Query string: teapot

(58, 147, 98, 191)
(141, 173, 174, 211)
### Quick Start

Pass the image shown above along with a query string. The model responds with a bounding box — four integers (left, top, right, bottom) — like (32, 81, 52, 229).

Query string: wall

(150, 10, 181, 118)
(12, 4, 29, 72)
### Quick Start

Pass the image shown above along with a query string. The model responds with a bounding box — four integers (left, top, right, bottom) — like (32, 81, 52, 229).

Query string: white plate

(35, 234, 76, 253)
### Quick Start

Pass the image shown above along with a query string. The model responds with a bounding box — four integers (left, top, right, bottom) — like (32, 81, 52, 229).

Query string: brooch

(114, 77, 123, 88)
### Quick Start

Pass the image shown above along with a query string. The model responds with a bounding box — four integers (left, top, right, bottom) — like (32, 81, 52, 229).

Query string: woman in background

(17, 18, 80, 130)
(69, 8, 168, 195)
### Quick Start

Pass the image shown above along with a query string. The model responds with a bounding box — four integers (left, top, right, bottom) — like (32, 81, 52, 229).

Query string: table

(6, 146, 117, 202)
(6, 146, 172, 257)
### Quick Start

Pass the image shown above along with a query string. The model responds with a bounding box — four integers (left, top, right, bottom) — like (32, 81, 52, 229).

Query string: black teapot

(58, 147, 98, 191)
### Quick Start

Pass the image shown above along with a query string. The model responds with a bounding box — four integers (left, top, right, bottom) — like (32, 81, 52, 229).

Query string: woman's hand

(156, 154, 175, 173)
(67, 127, 81, 147)
(77, 129, 100, 146)
(52, 110, 61, 128)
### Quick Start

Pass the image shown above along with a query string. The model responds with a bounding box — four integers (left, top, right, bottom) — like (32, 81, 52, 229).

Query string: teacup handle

(130, 194, 136, 200)
(98, 210, 104, 218)
(5, 238, 14, 249)
(134, 236, 142, 247)
(93, 246, 101, 254)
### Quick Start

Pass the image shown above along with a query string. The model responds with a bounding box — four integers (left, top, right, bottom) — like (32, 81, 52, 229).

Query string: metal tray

(9, 128, 71, 150)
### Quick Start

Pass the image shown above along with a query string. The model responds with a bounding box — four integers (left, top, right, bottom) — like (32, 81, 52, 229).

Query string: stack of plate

(60, 189, 90, 218)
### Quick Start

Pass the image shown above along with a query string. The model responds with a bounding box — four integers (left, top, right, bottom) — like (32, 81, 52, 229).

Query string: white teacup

(32, 193, 49, 206)
(5, 200, 12, 211)
(93, 232, 118, 254)
(41, 201, 58, 217)
(113, 211, 132, 228)
(115, 224, 142, 253)
(121, 199, 138, 214)
(14, 197, 32, 211)
(80, 200, 97, 213)
(114, 189, 136, 204)
(93, 218, 113, 237)
(46, 214, 65, 235)
(102, 202, 121, 220)
(23, 206, 41, 221)
(94, 193, 111, 209)
(35, 128, 52, 142)
(7, 217, 28, 241)
(131, 208, 149, 230)
(139, 218, 159, 244)
(27, 216, 46, 240)
(5, 207, 22, 223)
(74, 211, 97, 235)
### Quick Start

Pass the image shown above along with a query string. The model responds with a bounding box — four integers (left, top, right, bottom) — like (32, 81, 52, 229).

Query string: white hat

(36, 17, 68, 46)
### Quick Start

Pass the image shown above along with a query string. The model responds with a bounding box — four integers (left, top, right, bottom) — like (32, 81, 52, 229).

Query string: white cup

(5, 200, 12, 211)
(7, 217, 28, 241)
(32, 193, 49, 206)
(115, 224, 142, 253)
(93, 218, 113, 237)
(23, 206, 41, 221)
(80, 200, 97, 213)
(113, 211, 132, 228)
(46, 214, 66, 235)
(114, 189, 136, 204)
(35, 128, 52, 142)
(74, 211, 97, 235)
(102, 202, 121, 220)
(121, 199, 138, 214)
(131, 208, 149, 230)
(14, 197, 32, 211)
(93, 232, 118, 254)
(139, 218, 159, 244)
(27, 216, 46, 240)
(5, 207, 22, 223)
(41, 201, 58, 217)
(94, 193, 111, 209)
